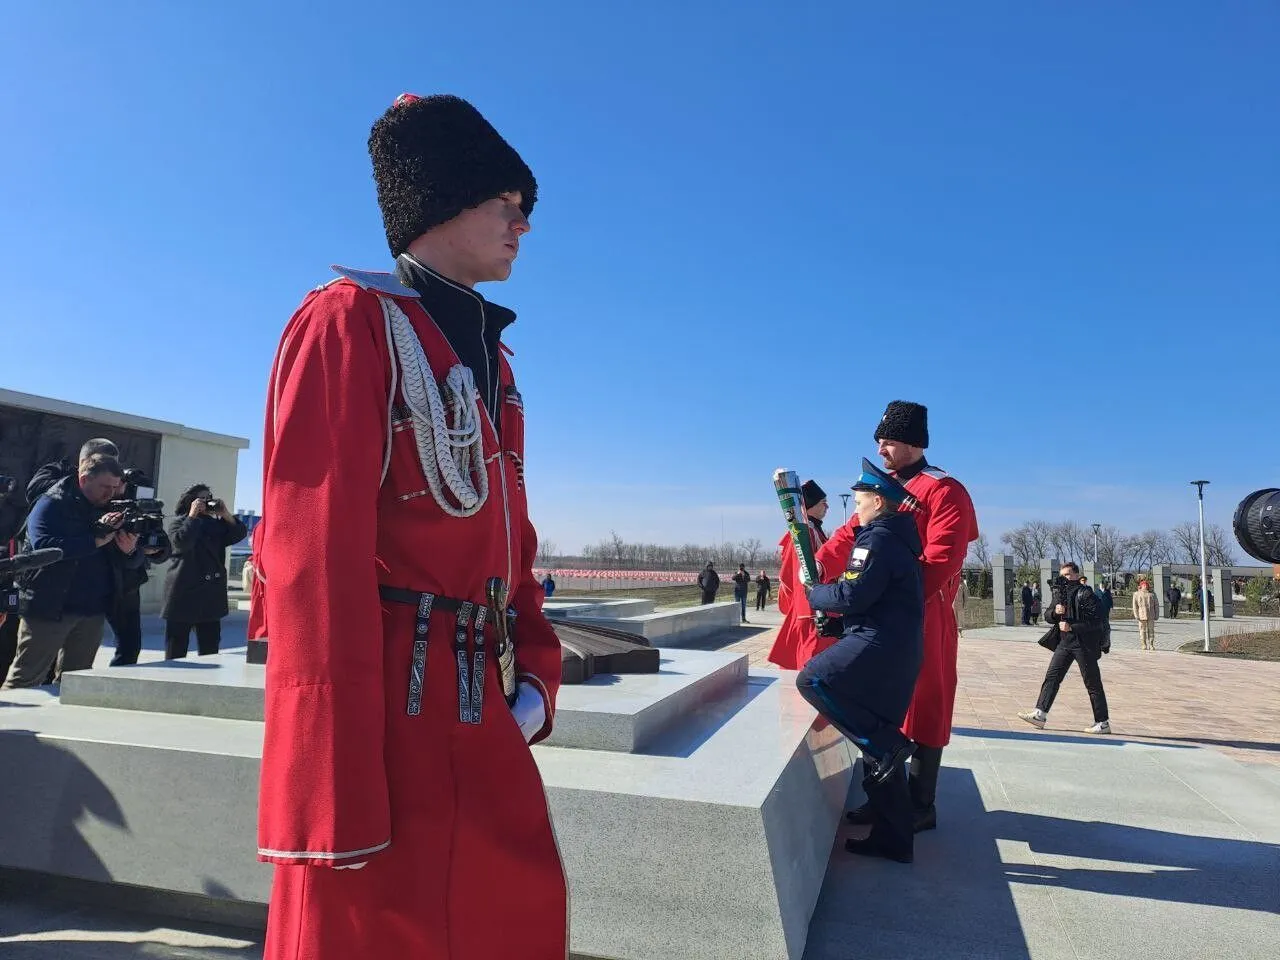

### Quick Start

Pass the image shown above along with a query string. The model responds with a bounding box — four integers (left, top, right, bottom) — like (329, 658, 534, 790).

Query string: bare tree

(536, 540, 559, 566)
(1205, 524, 1237, 566)
(1170, 522, 1202, 565)
(1000, 526, 1036, 568)
(739, 537, 763, 566)
(1128, 530, 1173, 572)
(967, 532, 992, 569)
(1049, 521, 1089, 564)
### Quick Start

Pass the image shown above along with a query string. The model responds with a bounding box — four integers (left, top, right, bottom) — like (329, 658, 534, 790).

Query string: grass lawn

(1179, 631, 1280, 662)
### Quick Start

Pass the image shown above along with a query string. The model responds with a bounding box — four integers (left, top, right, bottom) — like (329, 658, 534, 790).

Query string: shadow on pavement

(803, 766, 1034, 959)
(992, 809, 1280, 915)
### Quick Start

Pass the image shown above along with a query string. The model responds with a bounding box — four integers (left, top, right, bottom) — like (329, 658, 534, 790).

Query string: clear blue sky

(2, 2, 1276, 555)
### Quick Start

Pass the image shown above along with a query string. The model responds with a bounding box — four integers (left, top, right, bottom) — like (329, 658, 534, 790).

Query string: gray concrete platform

(59, 649, 750, 755)
(2, 724, 1278, 959)
(0, 657, 851, 960)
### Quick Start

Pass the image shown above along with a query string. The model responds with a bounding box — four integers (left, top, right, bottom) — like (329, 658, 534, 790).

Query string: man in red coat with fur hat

(816, 401, 977, 834)
(256, 93, 566, 959)
(768, 479, 832, 669)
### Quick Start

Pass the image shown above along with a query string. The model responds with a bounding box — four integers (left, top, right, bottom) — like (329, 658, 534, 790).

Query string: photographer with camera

(0, 475, 27, 678)
(162, 484, 247, 659)
(106, 470, 172, 666)
(1018, 561, 1112, 734)
(3, 455, 144, 688)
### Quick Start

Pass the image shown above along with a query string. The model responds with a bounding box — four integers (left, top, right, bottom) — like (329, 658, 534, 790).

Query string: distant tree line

(964, 519, 1238, 573)
(538, 532, 782, 571)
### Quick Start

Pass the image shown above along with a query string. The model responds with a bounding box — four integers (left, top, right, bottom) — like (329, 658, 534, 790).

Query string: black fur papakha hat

(873, 400, 929, 448)
(369, 93, 538, 257)
(801, 480, 827, 510)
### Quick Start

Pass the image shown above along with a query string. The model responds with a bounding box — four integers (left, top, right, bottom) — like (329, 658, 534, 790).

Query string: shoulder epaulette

(922, 466, 950, 480)
(326, 264, 421, 299)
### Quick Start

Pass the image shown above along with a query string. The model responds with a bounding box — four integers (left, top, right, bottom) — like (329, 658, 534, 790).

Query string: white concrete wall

(138, 435, 244, 613)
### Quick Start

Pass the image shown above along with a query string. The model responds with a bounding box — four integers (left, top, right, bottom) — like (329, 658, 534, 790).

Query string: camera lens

(1234, 489, 1280, 564)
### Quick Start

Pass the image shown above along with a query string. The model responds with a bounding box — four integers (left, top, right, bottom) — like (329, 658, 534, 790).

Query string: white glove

(511, 681, 547, 743)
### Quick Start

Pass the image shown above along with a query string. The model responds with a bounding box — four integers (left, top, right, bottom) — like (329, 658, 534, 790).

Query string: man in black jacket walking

(1021, 581, 1034, 626)
(1018, 562, 1111, 734)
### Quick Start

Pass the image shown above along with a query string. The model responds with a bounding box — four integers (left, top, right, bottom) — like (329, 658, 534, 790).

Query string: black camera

(1234, 489, 1280, 564)
(205, 498, 223, 512)
(96, 497, 167, 545)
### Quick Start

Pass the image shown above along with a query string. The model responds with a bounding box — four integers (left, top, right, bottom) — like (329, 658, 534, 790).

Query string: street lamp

(839, 493, 850, 523)
(1191, 480, 1211, 653)
(1091, 523, 1101, 564)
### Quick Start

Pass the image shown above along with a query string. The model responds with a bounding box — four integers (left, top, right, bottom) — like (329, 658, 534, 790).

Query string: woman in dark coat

(163, 483, 247, 658)
(799, 466, 924, 864)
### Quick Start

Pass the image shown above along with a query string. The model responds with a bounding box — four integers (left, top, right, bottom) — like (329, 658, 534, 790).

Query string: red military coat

(257, 269, 567, 959)
(767, 523, 831, 669)
(246, 523, 266, 641)
(816, 464, 977, 747)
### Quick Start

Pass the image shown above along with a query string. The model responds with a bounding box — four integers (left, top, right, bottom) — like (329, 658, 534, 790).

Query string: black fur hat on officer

(873, 400, 929, 449)
(369, 93, 538, 257)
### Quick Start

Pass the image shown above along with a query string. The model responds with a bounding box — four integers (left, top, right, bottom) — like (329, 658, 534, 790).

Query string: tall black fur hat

(369, 93, 538, 257)
(873, 400, 929, 448)
(801, 480, 827, 510)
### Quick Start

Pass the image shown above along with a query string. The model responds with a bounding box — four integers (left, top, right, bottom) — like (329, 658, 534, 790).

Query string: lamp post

(1091, 523, 1101, 565)
(1191, 480, 1211, 652)
(840, 493, 851, 523)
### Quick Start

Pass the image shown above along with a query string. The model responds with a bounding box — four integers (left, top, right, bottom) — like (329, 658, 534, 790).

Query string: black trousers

(755, 591, 768, 610)
(909, 744, 943, 810)
(108, 596, 144, 666)
(700, 590, 717, 605)
(1169, 601, 1179, 618)
(1036, 635, 1109, 723)
(0, 611, 18, 685)
(795, 672, 909, 762)
(164, 620, 222, 659)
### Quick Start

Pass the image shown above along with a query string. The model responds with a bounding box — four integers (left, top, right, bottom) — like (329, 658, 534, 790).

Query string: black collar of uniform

(893, 456, 929, 483)
(394, 253, 517, 335)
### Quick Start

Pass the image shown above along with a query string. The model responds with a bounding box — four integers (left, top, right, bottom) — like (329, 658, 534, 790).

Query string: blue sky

(2, 2, 1276, 554)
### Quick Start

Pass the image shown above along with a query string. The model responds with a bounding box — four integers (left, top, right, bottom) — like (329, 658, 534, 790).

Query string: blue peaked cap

(850, 458, 912, 506)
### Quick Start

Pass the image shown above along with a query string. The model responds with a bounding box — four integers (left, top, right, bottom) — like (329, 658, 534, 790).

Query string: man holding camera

(1019, 561, 1111, 734)
(4, 455, 144, 688)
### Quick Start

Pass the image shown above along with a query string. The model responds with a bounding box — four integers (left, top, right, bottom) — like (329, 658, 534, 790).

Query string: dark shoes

(866, 740, 916, 783)
(845, 833, 913, 864)
(845, 801, 936, 833)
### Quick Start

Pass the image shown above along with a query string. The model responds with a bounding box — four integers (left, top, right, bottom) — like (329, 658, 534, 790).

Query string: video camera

(1234, 490, 1280, 565)
(94, 468, 167, 548)
(96, 497, 167, 545)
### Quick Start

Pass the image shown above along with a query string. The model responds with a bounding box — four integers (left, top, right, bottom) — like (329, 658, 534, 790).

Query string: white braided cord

(378, 296, 489, 517)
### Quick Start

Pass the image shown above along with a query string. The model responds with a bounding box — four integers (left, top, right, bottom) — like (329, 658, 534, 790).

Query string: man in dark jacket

(1021, 582, 1034, 626)
(1167, 584, 1181, 618)
(4, 455, 143, 688)
(163, 484, 247, 658)
(1019, 562, 1111, 734)
(731, 564, 751, 623)
(798, 465, 924, 864)
(754, 570, 771, 611)
(697, 562, 720, 605)
(25, 438, 120, 506)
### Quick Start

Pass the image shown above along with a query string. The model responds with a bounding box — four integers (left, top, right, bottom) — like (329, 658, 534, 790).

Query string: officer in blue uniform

(798, 460, 925, 863)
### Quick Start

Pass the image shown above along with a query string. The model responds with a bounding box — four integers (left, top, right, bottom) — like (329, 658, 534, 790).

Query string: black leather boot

(845, 771, 913, 863)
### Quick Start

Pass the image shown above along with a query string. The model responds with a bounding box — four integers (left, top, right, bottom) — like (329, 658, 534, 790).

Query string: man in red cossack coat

(816, 401, 977, 834)
(768, 479, 832, 669)
(256, 93, 567, 959)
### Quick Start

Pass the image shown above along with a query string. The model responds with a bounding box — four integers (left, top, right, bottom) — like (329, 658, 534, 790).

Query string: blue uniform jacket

(804, 510, 924, 726)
